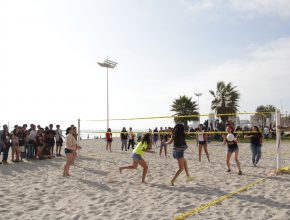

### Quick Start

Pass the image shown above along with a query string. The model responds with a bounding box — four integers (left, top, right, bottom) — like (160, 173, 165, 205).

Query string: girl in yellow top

(119, 133, 154, 183)
(63, 127, 81, 177)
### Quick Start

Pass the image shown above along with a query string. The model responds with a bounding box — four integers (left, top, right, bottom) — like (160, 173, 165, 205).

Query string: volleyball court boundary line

(173, 166, 290, 220)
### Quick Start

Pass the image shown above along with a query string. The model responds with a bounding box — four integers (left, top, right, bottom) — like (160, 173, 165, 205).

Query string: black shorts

(228, 144, 239, 153)
(65, 148, 74, 154)
(47, 138, 55, 147)
(56, 138, 63, 146)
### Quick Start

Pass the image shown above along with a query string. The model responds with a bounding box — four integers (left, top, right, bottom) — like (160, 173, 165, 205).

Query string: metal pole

(197, 96, 200, 124)
(276, 109, 281, 171)
(77, 118, 80, 145)
(194, 92, 202, 125)
(107, 67, 109, 129)
(77, 118, 81, 156)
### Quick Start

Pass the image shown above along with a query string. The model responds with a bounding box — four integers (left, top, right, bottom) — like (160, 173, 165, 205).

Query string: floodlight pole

(106, 66, 109, 130)
(97, 59, 117, 130)
(194, 92, 202, 124)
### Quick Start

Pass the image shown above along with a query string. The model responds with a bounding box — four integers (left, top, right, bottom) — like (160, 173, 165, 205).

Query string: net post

(77, 118, 81, 156)
(276, 109, 281, 171)
(77, 118, 81, 145)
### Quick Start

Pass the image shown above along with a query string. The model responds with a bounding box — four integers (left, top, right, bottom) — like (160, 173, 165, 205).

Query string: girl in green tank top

(119, 133, 155, 183)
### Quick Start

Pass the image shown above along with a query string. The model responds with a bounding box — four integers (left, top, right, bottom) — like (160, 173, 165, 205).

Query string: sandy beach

(0, 139, 289, 220)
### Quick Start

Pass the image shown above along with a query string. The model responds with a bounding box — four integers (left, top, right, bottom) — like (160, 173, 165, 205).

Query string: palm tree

(255, 105, 276, 127)
(266, 105, 276, 125)
(209, 81, 240, 124)
(255, 105, 267, 127)
(171, 95, 199, 130)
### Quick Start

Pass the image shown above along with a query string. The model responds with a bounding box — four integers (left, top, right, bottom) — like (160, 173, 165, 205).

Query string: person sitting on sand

(165, 124, 193, 186)
(63, 127, 81, 177)
(119, 133, 155, 183)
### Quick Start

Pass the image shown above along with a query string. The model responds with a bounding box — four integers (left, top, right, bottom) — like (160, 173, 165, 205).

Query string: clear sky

(0, 0, 290, 130)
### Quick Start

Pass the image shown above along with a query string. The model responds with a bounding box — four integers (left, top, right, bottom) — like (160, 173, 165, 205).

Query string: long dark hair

(66, 127, 72, 135)
(142, 133, 152, 145)
(173, 124, 186, 146)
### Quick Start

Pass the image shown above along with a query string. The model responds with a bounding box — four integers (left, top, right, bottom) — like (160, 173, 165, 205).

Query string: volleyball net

(79, 110, 289, 172)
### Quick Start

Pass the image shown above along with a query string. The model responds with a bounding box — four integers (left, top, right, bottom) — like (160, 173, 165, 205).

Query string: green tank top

(133, 142, 148, 156)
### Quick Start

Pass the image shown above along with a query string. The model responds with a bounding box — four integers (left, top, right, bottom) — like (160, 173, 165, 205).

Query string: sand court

(0, 139, 289, 220)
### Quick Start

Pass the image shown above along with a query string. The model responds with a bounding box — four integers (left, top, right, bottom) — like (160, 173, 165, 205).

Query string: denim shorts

(160, 143, 167, 148)
(173, 150, 184, 159)
(131, 153, 142, 161)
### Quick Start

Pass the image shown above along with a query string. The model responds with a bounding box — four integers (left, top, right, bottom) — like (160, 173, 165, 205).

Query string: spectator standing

(127, 127, 135, 150)
(120, 127, 128, 151)
(1, 125, 11, 164)
(55, 125, 65, 157)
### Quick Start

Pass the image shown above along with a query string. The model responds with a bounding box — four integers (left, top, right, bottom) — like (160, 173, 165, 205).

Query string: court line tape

(173, 166, 290, 220)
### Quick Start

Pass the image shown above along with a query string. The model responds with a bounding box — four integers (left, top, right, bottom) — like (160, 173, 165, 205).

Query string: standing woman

(106, 128, 113, 152)
(119, 133, 154, 183)
(166, 124, 193, 186)
(11, 127, 20, 162)
(63, 127, 81, 177)
(120, 127, 128, 151)
(1, 126, 11, 164)
(196, 124, 210, 162)
(244, 126, 263, 166)
(223, 126, 242, 175)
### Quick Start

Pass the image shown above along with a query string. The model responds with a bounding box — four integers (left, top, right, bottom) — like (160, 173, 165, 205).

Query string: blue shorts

(199, 141, 206, 145)
(160, 143, 167, 148)
(131, 153, 142, 161)
(173, 150, 184, 159)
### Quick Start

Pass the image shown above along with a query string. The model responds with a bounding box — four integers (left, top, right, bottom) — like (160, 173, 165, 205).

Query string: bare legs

(106, 142, 112, 152)
(226, 152, 232, 171)
(63, 153, 75, 177)
(198, 144, 210, 162)
(119, 159, 148, 183)
(171, 158, 191, 185)
(159, 146, 167, 157)
(226, 151, 242, 174)
(56, 145, 62, 156)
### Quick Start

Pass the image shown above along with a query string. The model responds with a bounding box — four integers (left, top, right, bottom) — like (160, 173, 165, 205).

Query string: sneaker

(186, 176, 194, 182)
(227, 169, 231, 172)
(238, 170, 243, 175)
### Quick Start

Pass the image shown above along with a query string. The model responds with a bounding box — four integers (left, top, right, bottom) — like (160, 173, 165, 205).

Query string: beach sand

(0, 139, 289, 220)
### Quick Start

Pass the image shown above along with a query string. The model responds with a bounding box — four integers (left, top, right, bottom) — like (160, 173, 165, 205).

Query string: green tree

(209, 81, 240, 123)
(171, 95, 198, 130)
